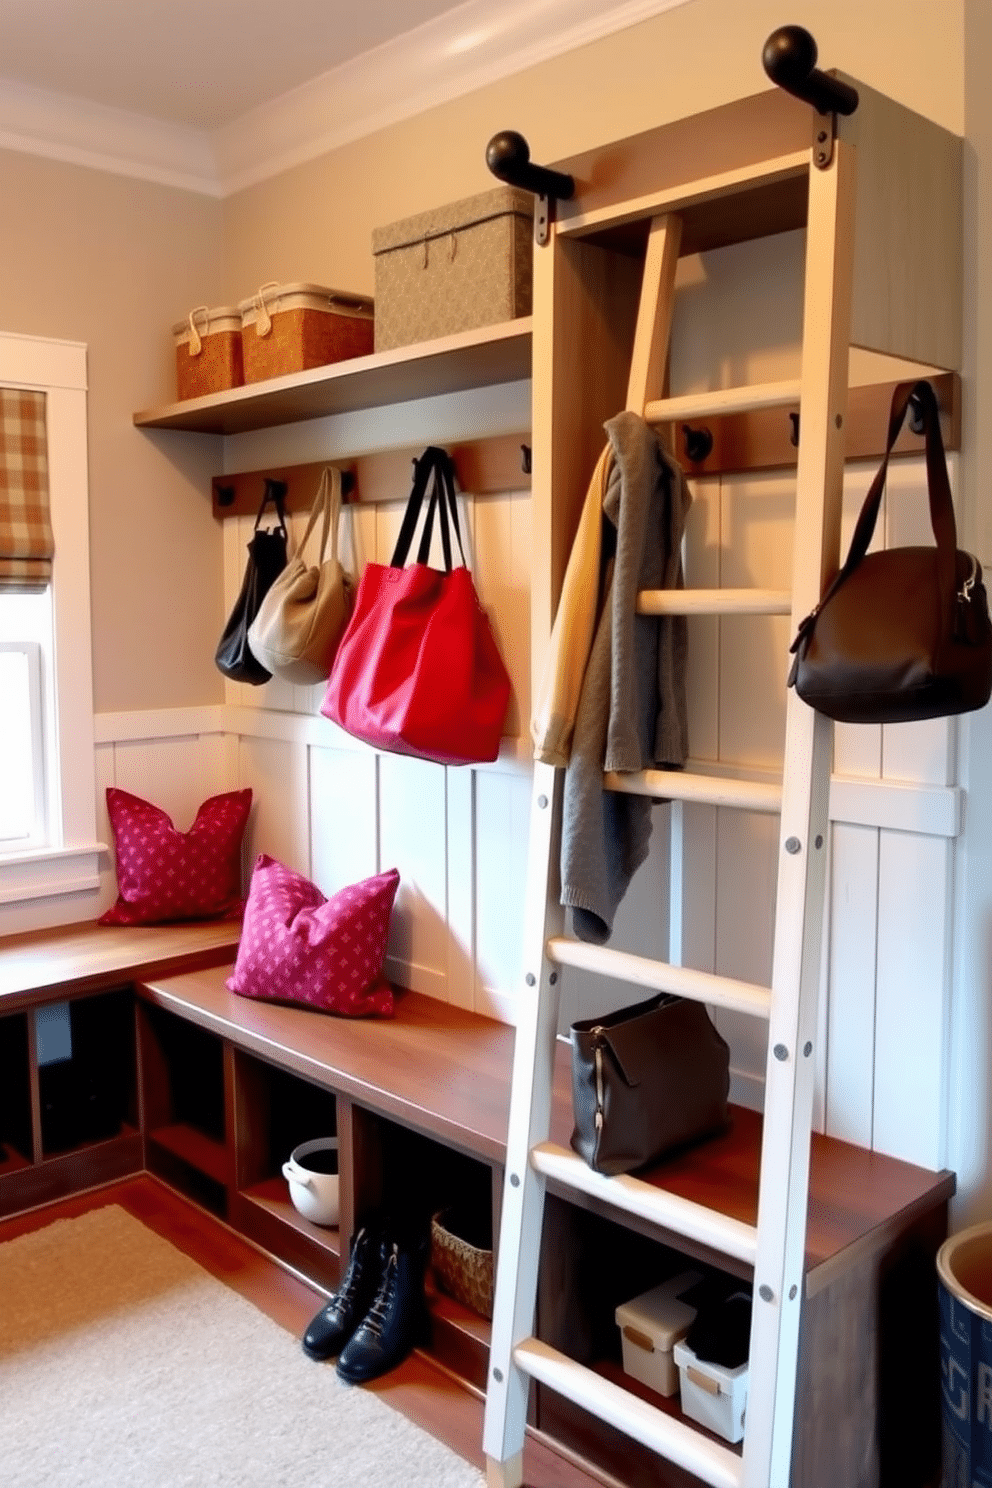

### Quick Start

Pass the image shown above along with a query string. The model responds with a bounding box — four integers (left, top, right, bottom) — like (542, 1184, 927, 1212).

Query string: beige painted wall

(0, 150, 226, 713)
(0, 0, 963, 717)
(221, 0, 963, 304)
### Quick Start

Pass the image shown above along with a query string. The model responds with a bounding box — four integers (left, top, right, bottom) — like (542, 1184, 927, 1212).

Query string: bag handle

(791, 380, 957, 658)
(295, 467, 343, 564)
(390, 447, 468, 573)
(253, 477, 288, 536)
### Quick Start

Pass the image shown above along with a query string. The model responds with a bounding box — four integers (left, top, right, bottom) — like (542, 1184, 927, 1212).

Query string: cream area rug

(0, 1206, 486, 1488)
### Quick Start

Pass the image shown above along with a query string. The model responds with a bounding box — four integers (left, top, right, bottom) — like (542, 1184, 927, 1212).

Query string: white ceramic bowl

(282, 1137, 339, 1227)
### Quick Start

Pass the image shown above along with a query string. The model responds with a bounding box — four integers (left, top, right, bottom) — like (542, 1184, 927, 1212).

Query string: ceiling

(0, 0, 692, 194)
(0, 0, 475, 129)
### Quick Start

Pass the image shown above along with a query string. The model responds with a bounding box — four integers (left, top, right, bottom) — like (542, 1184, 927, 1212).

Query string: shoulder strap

(390, 447, 466, 572)
(797, 379, 956, 634)
(295, 467, 343, 563)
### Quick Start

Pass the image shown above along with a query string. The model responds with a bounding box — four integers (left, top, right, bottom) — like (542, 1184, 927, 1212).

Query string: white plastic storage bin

(673, 1337, 749, 1443)
(614, 1270, 703, 1397)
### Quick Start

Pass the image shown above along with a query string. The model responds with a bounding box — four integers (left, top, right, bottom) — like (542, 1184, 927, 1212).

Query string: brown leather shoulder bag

(788, 379, 992, 724)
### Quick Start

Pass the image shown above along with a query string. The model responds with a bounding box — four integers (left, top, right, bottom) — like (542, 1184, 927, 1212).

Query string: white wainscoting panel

(824, 821, 880, 1148)
(309, 741, 378, 891)
(473, 761, 532, 1020)
(378, 752, 450, 1001)
(235, 731, 310, 876)
(872, 829, 953, 1168)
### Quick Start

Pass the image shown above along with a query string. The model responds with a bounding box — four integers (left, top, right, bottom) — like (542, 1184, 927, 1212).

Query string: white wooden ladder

(482, 129, 858, 1488)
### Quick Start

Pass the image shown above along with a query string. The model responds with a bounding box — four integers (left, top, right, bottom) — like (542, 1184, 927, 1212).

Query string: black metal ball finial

(762, 25, 818, 91)
(761, 24, 859, 116)
(486, 131, 531, 183)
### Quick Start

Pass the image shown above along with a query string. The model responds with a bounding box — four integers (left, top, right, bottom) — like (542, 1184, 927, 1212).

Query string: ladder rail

(546, 938, 772, 1019)
(482, 763, 566, 1477)
(531, 1142, 759, 1265)
(740, 135, 857, 1488)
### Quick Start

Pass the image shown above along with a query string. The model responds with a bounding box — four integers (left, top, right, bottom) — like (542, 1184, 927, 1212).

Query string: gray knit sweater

(560, 411, 692, 944)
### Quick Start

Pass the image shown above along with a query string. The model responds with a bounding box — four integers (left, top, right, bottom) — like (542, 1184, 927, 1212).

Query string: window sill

(0, 843, 105, 905)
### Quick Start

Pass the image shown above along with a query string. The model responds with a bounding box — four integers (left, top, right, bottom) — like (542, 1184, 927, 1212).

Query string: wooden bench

(0, 928, 954, 1486)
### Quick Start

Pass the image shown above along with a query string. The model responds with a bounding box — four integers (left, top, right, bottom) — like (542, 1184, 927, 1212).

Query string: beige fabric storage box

(614, 1270, 703, 1397)
(173, 305, 243, 401)
(238, 282, 374, 383)
(371, 186, 533, 351)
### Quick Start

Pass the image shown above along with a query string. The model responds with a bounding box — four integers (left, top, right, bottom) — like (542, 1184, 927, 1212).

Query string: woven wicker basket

(431, 1206, 494, 1320)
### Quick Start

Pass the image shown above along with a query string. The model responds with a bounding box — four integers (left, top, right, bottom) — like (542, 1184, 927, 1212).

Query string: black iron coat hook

(486, 131, 575, 246)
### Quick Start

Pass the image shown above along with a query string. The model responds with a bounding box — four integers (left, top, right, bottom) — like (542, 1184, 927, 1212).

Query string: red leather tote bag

(321, 447, 511, 765)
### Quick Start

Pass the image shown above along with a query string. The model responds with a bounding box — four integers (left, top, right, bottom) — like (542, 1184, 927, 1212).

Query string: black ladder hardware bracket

(762, 26, 859, 170)
(485, 131, 575, 246)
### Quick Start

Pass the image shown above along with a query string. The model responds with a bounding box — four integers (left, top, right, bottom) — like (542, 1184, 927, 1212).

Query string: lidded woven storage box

(372, 186, 533, 352)
(238, 282, 374, 384)
(172, 305, 244, 401)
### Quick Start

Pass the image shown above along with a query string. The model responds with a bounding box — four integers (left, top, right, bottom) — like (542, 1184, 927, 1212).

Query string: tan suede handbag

(248, 467, 354, 685)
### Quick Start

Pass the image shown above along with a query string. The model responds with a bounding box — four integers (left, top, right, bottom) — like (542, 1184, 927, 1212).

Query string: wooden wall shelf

(133, 319, 533, 436)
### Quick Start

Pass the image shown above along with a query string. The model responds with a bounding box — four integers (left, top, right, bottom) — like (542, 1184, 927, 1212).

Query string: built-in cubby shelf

(0, 924, 958, 1487)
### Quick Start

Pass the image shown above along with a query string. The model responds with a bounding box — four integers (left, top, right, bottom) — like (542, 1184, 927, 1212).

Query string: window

(0, 640, 45, 847)
(0, 334, 99, 909)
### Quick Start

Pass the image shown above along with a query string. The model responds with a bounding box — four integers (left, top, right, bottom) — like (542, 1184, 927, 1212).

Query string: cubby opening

(0, 1012, 32, 1167)
(38, 990, 136, 1158)
(535, 1196, 749, 1479)
(227, 1052, 341, 1287)
(138, 1003, 227, 1209)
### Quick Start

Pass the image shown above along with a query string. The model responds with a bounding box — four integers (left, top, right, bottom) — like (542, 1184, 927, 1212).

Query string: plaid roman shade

(0, 388, 52, 590)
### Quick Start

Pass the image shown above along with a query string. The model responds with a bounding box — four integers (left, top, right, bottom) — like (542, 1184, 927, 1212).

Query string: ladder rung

(546, 939, 773, 1017)
(644, 378, 801, 425)
(531, 1142, 760, 1267)
(513, 1337, 743, 1488)
(637, 587, 792, 616)
(603, 768, 782, 813)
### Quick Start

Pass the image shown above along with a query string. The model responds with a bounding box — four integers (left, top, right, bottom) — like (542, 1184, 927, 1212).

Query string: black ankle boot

(302, 1226, 386, 1361)
(335, 1237, 428, 1384)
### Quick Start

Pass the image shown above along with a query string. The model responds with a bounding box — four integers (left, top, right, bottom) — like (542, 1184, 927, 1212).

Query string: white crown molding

(0, 0, 694, 198)
(0, 76, 221, 196)
(215, 0, 696, 195)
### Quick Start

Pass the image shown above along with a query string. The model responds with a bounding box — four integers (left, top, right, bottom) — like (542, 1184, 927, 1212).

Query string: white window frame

(0, 332, 101, 906)
(0, 640, 47, 849)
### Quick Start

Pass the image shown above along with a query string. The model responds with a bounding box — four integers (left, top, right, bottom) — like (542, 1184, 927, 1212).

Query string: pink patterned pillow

(227, 855, 399, 1018)
(100, 787, 252, 926)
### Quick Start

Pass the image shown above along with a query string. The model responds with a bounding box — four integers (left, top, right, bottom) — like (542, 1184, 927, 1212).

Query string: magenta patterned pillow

(100, 787, 252, 926)
(227, 855, 399, 1018)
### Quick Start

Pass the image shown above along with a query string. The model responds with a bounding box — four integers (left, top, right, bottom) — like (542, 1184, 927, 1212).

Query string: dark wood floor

(0, 1175, 614, 1488)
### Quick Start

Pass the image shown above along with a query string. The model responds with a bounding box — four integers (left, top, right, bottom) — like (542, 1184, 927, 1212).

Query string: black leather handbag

(788, 380, 992, 724)
(570, 993, 731, 1177)
(215, 479, 289, 685)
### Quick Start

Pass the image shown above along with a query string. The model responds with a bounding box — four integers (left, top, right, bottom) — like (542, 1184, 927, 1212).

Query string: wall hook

(907, 391, 927, 437)
(682, 424, 713, 464)
(789, 412, 800, 448)
(521, 444, 532, 475)
(216, 484, 236, 508)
